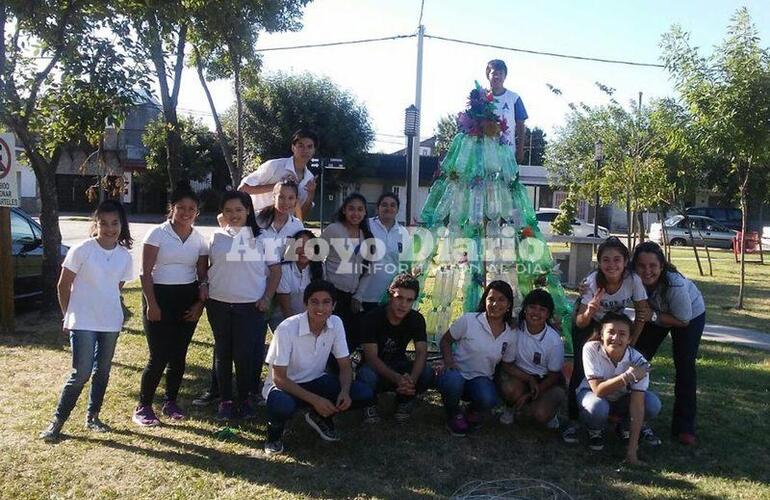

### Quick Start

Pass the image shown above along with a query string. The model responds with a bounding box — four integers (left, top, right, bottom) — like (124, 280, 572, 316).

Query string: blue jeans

(577, 389, 662, 430)
(54, 330, 119, 422)
(266, 373, 374, 432)
(436, 369, 500, 416)
(357, 360, 434, 402)
(635, 313, 705, 435)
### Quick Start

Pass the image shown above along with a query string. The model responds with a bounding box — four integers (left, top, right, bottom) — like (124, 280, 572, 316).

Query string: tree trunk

(234, 58, 244, 181)
(193, 46, 237, 186)
(626, 197, 632, 249)
(687, 217, 704, 276)
(637, 210, 646, 243)
(736, 164, 750, 310)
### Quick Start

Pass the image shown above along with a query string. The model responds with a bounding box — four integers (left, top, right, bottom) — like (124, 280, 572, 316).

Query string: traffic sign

(0, 134, 19, 207)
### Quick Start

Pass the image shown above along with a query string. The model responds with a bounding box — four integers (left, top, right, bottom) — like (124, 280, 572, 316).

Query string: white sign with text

(0, 134, 19, 207)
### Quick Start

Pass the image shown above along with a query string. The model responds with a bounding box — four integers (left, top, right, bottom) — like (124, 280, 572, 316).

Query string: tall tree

(239, 72, 374, 170)
(0, 0, 145, 310)
(188, 0, 311, 187)
(522, 127, 547, 165)
(433, 114, 458, 159)
(661, 8, 770, 309)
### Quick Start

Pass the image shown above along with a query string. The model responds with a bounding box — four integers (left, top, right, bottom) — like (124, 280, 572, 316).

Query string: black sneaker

(362, 404, 380, 424)
(39, 419, 64, 442)
(85, 415, 110, 433)
(192, 391, 219, 407)
(562, 422, 580, 444)
(640, 425, 662, 446)
(394, 400, 416, 423)
(263, 426, 284, 455)
(239, 401, 257, 420)
(588, 429, 605, 451)
(304, 411, 340, 442)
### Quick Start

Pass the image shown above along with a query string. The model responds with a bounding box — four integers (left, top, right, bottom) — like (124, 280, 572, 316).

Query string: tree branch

(170, 22, 187, 105)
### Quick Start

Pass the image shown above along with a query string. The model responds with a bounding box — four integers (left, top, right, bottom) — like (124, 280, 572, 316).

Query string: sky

(173, 0, 770, 155)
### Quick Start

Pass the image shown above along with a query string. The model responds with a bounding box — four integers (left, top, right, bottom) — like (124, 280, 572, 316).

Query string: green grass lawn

(2, 283, 769, 499)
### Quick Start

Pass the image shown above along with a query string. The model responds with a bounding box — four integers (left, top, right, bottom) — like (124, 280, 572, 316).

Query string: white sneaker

(546, 415, 560, 430)
(499, 407, 515, 425)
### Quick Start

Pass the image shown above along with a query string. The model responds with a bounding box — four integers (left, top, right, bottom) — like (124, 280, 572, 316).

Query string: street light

(593, 140, 605, 241)
(404, 105, 419, 225)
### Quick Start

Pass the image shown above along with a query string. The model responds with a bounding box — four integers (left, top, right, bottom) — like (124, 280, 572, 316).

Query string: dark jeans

(567, 319, 598, 420)
(139, 283, 199, 406)
(356, 359, 434, 402)
(206, 299, 264, 402)
(635, 312, 705, 436)
(54, 330, 119, 422)
(265, 373, 374, 432)
(334, 290, 358, 350)
(436, 370, 500, 416)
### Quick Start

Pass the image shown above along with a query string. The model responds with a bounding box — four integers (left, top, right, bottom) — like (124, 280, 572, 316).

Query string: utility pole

(408, 24, 425, 226)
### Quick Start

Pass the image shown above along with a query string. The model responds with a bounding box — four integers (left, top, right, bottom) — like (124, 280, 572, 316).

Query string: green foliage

(522, 127, 547, 165)
(551, 192, 577, 235)
(433, 114, 458, 158)
(239, 72, 374, 170)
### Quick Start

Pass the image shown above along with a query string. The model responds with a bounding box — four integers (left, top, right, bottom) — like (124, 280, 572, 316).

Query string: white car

(536, 208, 610, 238)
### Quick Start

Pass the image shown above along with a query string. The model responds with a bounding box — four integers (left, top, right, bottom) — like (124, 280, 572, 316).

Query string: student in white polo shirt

(204, 191, 281, 421)
(436, 281, 517, 437)
(276, 229, 324, 319)
(134, 190, 209, 427)
(498, 289, 565, 429)
(238, 129, 318, 219)
(261, 280, 375, 455)
(354, 192, 410, 312)
(577, 312, 661, 464)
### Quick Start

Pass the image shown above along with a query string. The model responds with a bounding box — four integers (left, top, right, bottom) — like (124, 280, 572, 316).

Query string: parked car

(536, 208, 610, 238)
(649, 214, 736, 249)
(11, 207, 69, 300)
(685, 206, 742, 231)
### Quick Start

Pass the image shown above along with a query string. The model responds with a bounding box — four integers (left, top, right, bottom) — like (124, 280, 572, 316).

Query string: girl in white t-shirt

(577, 312, 661, 464)
(563, 236, 651, 444)
(40, 200, 134, 442)
(498, 289, 565, 429)
(276, 229, 324, 319)
(204, 191, 281, 421)
(436, 281, 517, 436)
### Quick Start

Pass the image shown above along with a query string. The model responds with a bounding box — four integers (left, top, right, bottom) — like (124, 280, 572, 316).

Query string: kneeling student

(498, 289, 565, 429)
(357, 273, 433, 423)
(262, 280, 374, 455)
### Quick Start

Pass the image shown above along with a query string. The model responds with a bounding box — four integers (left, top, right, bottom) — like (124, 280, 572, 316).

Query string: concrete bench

(547, 235, 604, 288)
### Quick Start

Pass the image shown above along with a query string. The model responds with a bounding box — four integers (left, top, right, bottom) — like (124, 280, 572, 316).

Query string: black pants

(567, 319, 598, 421)
(635, 313, 705, 436)
(334, 290, 359, 350)
(139, 283, 199, 406)
(206, 299, 264, 402)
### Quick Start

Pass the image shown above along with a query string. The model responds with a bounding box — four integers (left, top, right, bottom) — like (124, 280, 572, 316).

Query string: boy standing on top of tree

(486, 59, 528, 164)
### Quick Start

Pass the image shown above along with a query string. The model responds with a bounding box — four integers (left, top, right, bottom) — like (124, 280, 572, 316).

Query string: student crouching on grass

(497, 289, 565, 430)
(261, 280, 375, 455)
(631, 241, 705, 446)
(133, 189, 209, 427)
(40, 200, 134, 442)
(203, 191, 281, 422)
(577, 312, 661, 465)
(357, 273, 434, 424)
(436, 280, 517, 437)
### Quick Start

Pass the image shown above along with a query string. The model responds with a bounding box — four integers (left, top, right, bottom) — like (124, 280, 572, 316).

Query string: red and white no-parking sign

(0, 133, 19, 207)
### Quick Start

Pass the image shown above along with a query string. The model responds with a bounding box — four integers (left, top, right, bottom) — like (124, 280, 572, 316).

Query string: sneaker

(304, 411, 340, 442)
(216, 400, 235, 422)
(239, 401, 257, 420)
(677, 432, 697, 446)
(499, 407, 515, 425)
(546, 415, 560, 430)
(263, 426, 284, 455)
(562, 422, 580, 444)
(640, 425, 662, 446)
(394, 400, 416, 423)
(192, 391, 219, 407)
(616, 422, 630, 441)
(161, 400, 186, 421)
(85, 415, 110, 433)
(446, 413, 469, 437)
(466, 409, 483, 431)
(39, 419, 64, 442)
(132, 405, 160, 427)
(362, 405, 380, 424)
(588, 429, 605, 451)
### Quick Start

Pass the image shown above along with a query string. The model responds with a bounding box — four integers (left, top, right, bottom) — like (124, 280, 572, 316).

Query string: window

(536, 211, 558, 222)
(392, 186, 401, 196)
(11, 212, 35, 244)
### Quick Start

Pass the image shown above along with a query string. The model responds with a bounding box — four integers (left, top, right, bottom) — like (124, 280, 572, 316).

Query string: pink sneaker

(447, 413, 469, 437)
(132, 405, 160, 427)
(161, 400, 186, 420)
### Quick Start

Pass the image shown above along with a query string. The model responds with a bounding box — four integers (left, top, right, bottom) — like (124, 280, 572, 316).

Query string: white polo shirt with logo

(239, 157, 315, 212)
(262, 312, 349, 399)
(260, 214, 305, 262)
(276, 262, 314, 317)
(143, 221, 208, 284)
(448, 312, 517, 380)
(578, 340, 650, 401)
(513, 323, 564, 377)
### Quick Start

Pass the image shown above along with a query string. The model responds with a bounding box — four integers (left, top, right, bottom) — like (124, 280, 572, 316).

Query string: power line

(253, 33, 416, 52)
(424, 34, 665, 68)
